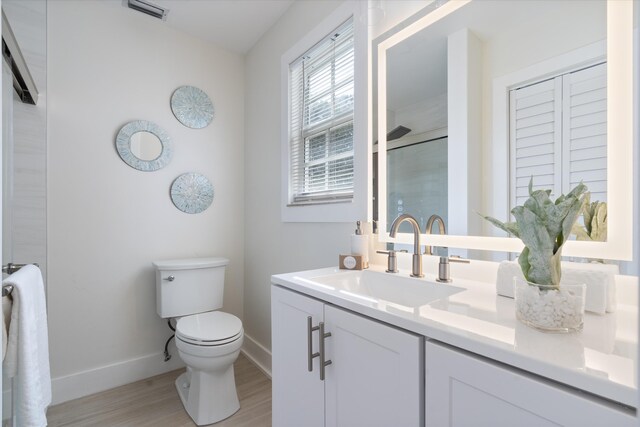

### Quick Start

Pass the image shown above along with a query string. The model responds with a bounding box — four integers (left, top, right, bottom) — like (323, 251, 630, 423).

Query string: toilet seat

(176, 311, 243, 347)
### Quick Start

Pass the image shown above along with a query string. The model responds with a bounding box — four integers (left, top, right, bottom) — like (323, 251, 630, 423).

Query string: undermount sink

(308, 270, 464, 308)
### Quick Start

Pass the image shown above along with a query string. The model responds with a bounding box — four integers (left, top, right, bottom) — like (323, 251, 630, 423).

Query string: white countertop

(272, 265, 638, 408)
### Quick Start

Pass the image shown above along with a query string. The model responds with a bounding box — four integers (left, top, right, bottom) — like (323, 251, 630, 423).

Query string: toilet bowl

(174, 311, 244, 425)
(153, 257, 243, 426)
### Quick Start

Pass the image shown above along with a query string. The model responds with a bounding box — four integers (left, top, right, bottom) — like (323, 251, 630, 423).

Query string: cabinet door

(271, 286, 325, 427)
(324, 305, 423, 427)
(425, 341, 635, 427)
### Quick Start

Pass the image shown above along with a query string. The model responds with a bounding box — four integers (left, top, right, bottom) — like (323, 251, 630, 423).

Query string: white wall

(47, 1, 244, 403)
(370, 1, 433, 41)
(244, 0, 354, 361)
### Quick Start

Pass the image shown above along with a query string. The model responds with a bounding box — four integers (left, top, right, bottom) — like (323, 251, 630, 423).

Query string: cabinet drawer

(425, 341, 635, 427)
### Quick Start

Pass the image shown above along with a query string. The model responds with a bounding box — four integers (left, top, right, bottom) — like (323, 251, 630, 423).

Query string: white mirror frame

(376, 0, 634, 261)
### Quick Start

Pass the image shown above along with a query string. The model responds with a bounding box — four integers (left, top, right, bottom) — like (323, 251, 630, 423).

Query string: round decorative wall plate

(115, 120, 172, 171)
(170, 173, 214, 214)
(170, 86, 214, 129)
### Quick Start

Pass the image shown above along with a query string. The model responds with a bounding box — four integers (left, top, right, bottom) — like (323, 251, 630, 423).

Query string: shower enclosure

(1, 1, 47, 425)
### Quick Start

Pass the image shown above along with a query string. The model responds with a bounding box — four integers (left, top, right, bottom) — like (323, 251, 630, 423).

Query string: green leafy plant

(480, 179, 589, 289)
(571, 194, 607, 242)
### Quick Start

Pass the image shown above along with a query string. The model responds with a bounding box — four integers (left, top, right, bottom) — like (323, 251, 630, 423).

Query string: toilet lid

(176, 311, 242, 344)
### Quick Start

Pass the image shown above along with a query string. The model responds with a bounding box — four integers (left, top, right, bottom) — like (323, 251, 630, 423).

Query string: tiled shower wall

(3, 0, 47, 286)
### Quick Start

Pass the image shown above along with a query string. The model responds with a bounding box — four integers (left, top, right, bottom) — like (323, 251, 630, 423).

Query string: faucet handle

(376, 250, 407, 273)
(435, 256, 470, 283)
(376, 249, 408, 255)
(436, 257, 452, 283)
(448, 255, 470, 264)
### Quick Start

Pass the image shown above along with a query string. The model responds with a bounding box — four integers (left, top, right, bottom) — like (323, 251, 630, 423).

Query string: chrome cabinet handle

(307, 316, 319, 372)
(164, 275, 175, 282)
(319, 322, 332, 381)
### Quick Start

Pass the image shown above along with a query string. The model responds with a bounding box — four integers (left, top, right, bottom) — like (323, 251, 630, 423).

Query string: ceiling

(121, 0, 294, 54)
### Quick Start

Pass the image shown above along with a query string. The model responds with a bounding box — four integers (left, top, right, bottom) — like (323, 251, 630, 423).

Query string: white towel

(2, 295, 12, 360)
(562, 261, 618, 313)
(496, 260, 617, 314)
(496, 261, 525, 299)
(3, 265, 51, 427)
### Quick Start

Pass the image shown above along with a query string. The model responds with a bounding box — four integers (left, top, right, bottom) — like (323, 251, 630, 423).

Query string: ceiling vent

(123, 0, 169, 21)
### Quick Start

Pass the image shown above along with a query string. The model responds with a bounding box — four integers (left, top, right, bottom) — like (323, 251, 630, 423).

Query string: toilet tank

(153, 257, 229, 318)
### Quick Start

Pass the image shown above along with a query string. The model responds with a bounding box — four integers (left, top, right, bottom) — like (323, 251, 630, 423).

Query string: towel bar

(2, 263, 39, 296)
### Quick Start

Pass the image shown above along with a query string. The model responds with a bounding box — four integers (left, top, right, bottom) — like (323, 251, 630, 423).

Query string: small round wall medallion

(170, 173, 214, 214)
(170, 86, 214, 129)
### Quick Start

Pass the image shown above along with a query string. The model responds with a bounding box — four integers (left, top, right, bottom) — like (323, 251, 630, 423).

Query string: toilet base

(175, 366, 240, 426)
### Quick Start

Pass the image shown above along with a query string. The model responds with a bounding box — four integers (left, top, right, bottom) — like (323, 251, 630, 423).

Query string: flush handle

(165, 275, 175, 282)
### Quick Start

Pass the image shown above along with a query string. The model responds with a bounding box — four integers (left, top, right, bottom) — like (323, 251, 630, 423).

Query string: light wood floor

(47, 354, 272, 427)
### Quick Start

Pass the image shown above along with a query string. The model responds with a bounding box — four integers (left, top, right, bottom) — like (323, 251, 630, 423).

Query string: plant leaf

(582, 193, 593, 234)
(518, 247, 531, 281)
(571, 223, 592, 241)
(512, 206, 556, 286)
(477, 213, 520, 238)
(590, 202, 607, 242)
(566, 181, 589, 199)
(480, 179, 589, 288)
(559, 189, 588, 249)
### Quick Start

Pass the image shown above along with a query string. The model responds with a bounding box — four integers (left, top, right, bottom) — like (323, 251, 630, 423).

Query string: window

(288, 18, 354, 205)
(510, 62, 607, 209)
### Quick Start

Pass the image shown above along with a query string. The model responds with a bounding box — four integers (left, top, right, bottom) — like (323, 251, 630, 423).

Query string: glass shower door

(1, 3, 47, 422)
(2, 58, 14, 427)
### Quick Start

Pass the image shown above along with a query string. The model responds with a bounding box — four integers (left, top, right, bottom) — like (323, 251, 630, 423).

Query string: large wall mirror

(375, 0, 636, 262)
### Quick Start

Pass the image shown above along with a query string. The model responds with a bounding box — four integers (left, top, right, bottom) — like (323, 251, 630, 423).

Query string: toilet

(154, 257, 243, 426)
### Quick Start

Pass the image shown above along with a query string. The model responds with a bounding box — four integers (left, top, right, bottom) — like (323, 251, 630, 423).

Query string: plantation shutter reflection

(509, 62, 607, 211)
(510, 77, 563, 208)
(562, 62, 607, 203)
(289, 18, 355, 204)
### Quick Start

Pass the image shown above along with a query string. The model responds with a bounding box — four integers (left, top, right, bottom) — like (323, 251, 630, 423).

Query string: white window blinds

(510, 62, 607, 209)
(288, 18, 355, 205)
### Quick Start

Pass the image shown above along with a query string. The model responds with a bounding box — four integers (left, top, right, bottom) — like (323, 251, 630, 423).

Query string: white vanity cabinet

(425, 341, 636, 427)
(272, 285, 423, 427)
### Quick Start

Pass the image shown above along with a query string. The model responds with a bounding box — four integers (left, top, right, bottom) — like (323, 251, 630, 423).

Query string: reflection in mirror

(386, 1, 606, 234)
(377, 0, 610, 241)
(384, 14, 449, 234)
(386, 133, 448, 234)
(130, 131, 162, 161)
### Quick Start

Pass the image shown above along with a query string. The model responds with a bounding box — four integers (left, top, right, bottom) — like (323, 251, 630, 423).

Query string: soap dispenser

(351, 221, 369, 268)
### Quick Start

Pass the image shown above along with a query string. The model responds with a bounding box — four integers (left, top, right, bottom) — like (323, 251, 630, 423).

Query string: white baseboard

(50, 351, 185, 405)
(241, 333, 272, 378)
(49, 335, 271, 406)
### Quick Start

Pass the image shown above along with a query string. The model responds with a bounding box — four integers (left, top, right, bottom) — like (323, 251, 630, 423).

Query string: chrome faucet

(389, 214, 424, 278)
(424, 214, 446, 256)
